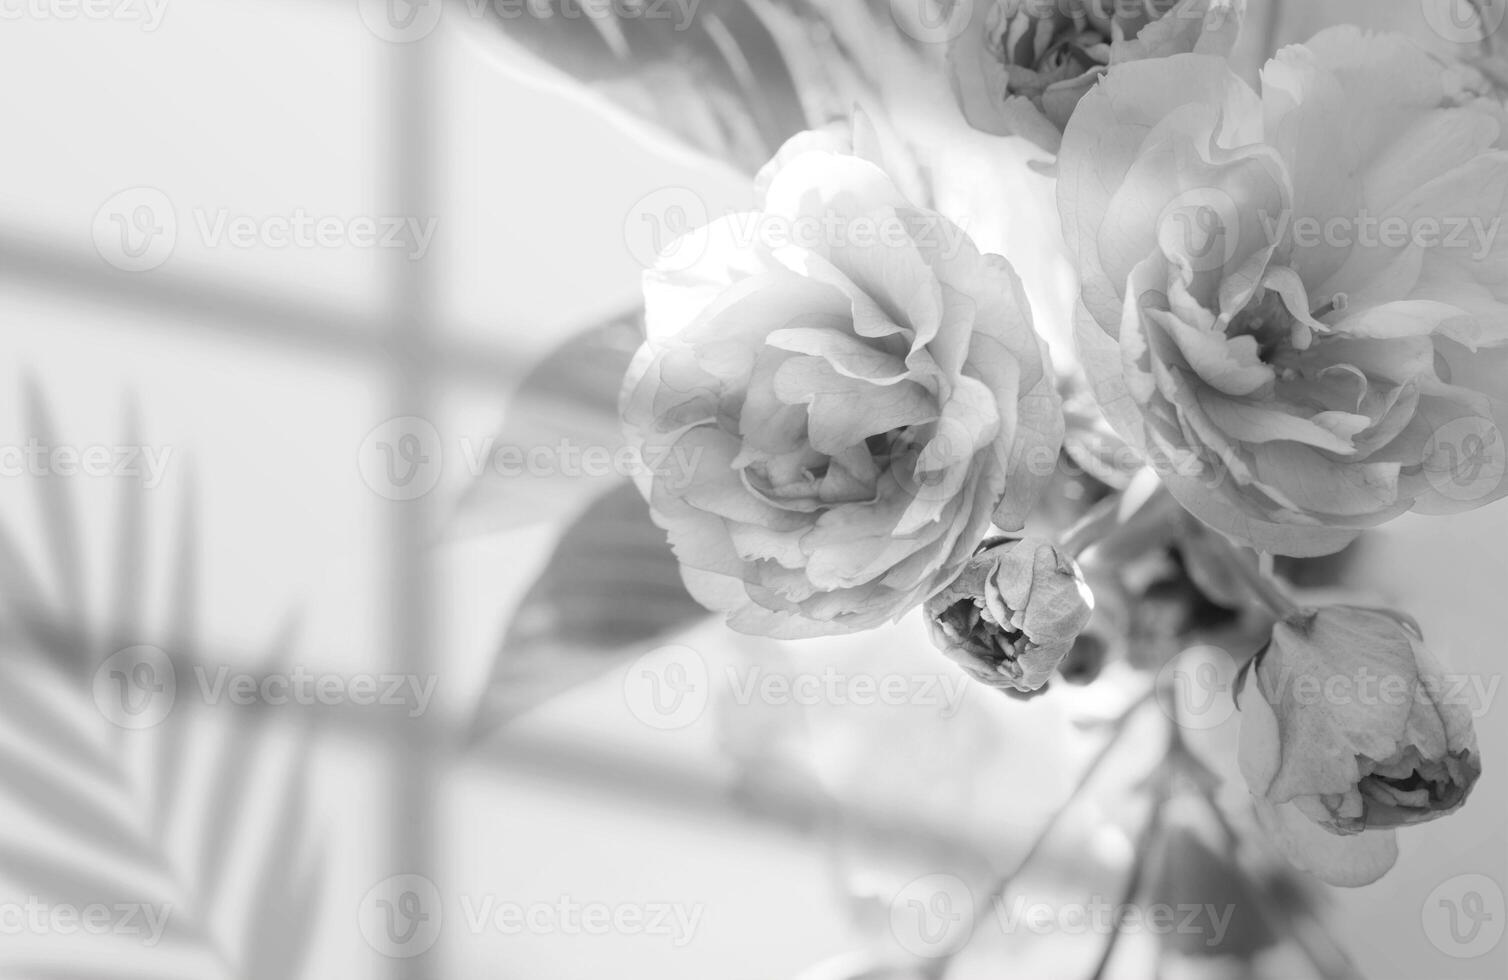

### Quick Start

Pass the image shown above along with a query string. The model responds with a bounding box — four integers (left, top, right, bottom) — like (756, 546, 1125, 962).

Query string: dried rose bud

(924, 537, 1094, 694)
(1237, 606, 1483, 886)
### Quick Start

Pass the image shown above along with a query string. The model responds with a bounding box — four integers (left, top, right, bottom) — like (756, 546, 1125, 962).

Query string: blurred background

(0, 1, 1503, 977)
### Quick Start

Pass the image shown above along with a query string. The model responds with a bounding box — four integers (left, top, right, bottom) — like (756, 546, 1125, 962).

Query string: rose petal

(1252, 797, 1399, 887)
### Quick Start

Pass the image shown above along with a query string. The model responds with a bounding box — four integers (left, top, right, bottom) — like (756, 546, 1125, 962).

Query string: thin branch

(1088, 787, 1167, 980)
(935, 690, 1155, 976)
(1197, 529, 1306, 622)
(1260, 0, 1285, 61)
(1059, 491, 1124, 559)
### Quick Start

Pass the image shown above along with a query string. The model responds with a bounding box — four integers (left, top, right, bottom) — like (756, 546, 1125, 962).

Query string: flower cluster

(624, 14, 1500, 886)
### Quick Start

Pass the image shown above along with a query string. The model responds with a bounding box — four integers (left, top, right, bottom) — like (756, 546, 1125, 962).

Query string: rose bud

(948, 0, 1245, 152)
(1236, 606, 1482, 886)
(924, 537, 1094, 695)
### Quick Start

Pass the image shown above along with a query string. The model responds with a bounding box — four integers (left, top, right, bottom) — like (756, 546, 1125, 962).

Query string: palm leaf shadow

(0, 384, 325, 980)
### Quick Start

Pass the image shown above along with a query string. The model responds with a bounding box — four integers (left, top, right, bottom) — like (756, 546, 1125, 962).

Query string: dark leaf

(468, 481, 707, 739)
(450, 314, 643, 537)
(1177, 518, 1259, 613)
(491, 0, 811, 171)
(1146, 825, 1277, 960)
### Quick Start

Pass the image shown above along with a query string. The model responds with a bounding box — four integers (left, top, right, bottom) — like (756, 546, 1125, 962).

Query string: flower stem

(1261, 0, 1285, 62)
(1200, 531, 1306, 622)
(1058, 493, 1123, 558)
(934, 690, 1154, 978)
(1088, 786, 1167, 980)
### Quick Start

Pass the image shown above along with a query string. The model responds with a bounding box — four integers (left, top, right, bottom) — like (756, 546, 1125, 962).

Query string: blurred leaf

(153, 474, 198, 833)
(0, 725, 149, 862)
(3, 965, 185, 980)
(451, 313, 643, 537)
(21, 373, 88, 667)
(489, 0, 939, 172)
(0, 836, 161, 913)
(468, 481, 707, 740)
(492, 0, 811, 171)
(792, 951, 935, 980)
(1146, 824, 1276, 961)
(241, 791, 324, 980)
(0, 517, 67, 655)
(108, 396, 146, 651)
(190, 620, 302, 909)
(1178, 519, 1259, 612)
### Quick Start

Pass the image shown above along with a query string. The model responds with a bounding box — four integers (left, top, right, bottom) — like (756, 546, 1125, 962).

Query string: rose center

(1361, 769, 1453, 807)
(995, 4, 1109, 88)
(938, 597, 1026, 663)
(1227, 288, 1297, 364)
(865, 426, 922, 468)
